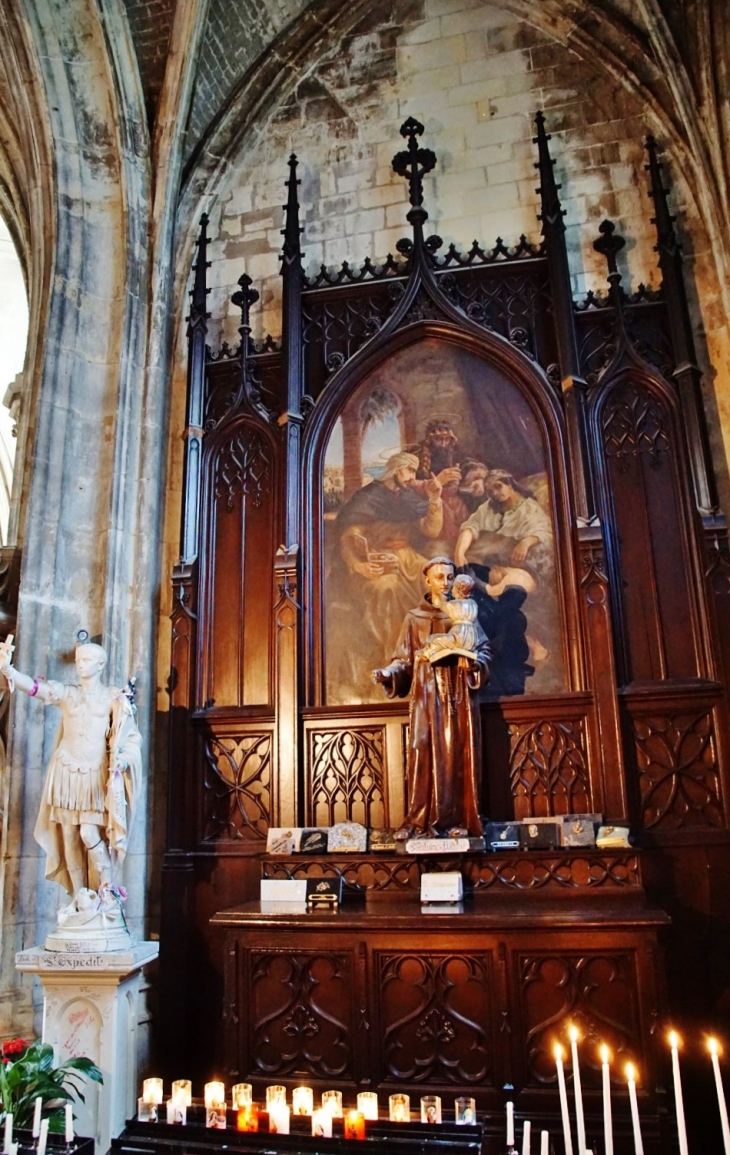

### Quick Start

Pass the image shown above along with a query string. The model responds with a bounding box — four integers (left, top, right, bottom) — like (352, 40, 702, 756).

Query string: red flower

(2, 1038, 28, 1057)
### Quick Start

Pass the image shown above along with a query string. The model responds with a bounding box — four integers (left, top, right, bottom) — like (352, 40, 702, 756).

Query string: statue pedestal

(16, 942, 159, 1154)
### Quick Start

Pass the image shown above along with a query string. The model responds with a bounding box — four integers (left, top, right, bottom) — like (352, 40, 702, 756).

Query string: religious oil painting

(323, 339, 566, 706)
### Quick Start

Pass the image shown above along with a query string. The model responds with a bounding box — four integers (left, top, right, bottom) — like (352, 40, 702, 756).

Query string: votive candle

(266, 1085, 287, 1111)
(554, 1044, 574, 1155)
(357, 1092, 378, 1120)
(455, 1097, 476, 1125)
(569, 1025, 586, 1155)
(421, 1095, 441, 1124)
(626, 1063, 644, 1155)
(322, 1090, 343, 1117)
(389, 1094, 410, 1123)
(232, 1084, 253, 1110)
(709, 1039, 730, 1155)
(601, 1044, 614, 1155)
(137, 1098, 157, 1123)
(312, 1109, 333, 1137)
(171, 1080, 192, 1108)
(293, 1087, 314, 1116)
(344, 1110, 366, 1140)
(206, 1104, 227, 1130)
(236, 1106, 258, 1133)
(143, 1079, 164, 1106)
(204, 1082, 225, 1109)
(268, 1105, 290, 1135)
(669, 1032, 689, 1155)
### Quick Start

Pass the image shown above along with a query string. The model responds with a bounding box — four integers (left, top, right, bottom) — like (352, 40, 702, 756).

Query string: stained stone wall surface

(190, 0, 728, 473)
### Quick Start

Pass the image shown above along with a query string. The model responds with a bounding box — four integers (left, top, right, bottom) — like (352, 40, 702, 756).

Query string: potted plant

(0, 1039, 103, 1132)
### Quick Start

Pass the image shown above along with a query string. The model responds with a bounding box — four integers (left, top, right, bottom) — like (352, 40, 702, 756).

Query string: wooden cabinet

(213, 883, 668, 1132)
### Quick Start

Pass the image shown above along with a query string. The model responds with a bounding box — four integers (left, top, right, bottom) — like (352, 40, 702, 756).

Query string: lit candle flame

(709, 1038, 720, 1057)
(600, 1044, 610, 1064)
(626, 1062, 635, 1081)
(669, 1030, 680, 1050)
(554, 1043, 564, 1061)
(569, 1024, 579, 1043)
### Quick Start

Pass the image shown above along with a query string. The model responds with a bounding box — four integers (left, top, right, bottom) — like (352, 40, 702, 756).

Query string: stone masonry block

(465, 113, 532, 149)
(425, 0, 483, 16)
(484, 157, 533, 188)
(396, 63, 463, 95)
(480, 208, 538, 246)
(448, 77, 507, 107)
(461, 49, 531, 85)
(425, 104, 478, 131)
(374, 226, 409, 257)
(398, 33, 467, 74)
(398, 17, 442, 45)
(359, 184, 406, 209)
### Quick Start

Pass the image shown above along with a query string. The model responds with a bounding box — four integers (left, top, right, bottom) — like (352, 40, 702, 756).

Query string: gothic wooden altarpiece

(161, 115, 730, 1142)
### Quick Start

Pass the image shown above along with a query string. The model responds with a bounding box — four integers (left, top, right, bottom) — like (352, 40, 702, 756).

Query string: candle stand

(9, 1133, 94, 1155)
(112, 1111, 484, 1155)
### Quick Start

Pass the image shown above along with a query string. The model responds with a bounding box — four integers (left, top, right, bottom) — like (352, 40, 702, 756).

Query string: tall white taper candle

(540, 1131, 549, 1155)
(600, 1044, 614, 1155)
(709, 1039, 730, 1155)
(554, 1044, 574, 1155)
(32, 1098, 42, 1139)
(37, 1119, 49, 1155)
(668, 1031, 689, 1155)
(64, 1104, 74, 1145)
(569, 1026, 586, 1155)
(506, 1101, 515, 1148)
(3, 1113, 12, 1155)
(522, 1120, 531, 1155)
(626, 1063, 644, 1155)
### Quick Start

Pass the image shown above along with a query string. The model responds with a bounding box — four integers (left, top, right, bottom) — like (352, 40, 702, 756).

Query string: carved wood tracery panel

(376, 952, 493, 1085)
(248, 951, 354, 1079)
(509, 718, 591, 818)
(202, 731, 272, 842)
(631, 708, 722, 830)
(306, 726, 386, 827)
(520, 951, 640, 1085)
(213, 426, 270, 509)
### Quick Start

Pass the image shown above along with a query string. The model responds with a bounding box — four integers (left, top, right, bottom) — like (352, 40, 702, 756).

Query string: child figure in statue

(420, 573, 480, 662)
(0, 633, 141, 933)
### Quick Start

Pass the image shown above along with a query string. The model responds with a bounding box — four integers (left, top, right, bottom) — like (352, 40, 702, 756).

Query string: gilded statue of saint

(373, 557, 490, 838)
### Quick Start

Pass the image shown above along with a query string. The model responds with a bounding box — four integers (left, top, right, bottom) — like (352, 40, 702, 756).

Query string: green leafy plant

(0, 1039, 103, 1133)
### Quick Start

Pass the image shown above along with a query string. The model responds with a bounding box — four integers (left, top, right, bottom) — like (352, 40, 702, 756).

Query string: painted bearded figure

(373, 557, 490, 838)
(327, 451, 445, 701)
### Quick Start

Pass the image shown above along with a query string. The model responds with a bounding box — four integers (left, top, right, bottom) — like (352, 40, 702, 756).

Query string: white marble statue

(0, 634, 142, 949)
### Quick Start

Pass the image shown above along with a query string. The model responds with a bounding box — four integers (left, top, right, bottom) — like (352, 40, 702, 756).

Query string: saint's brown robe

(382, 597, 490, 836)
